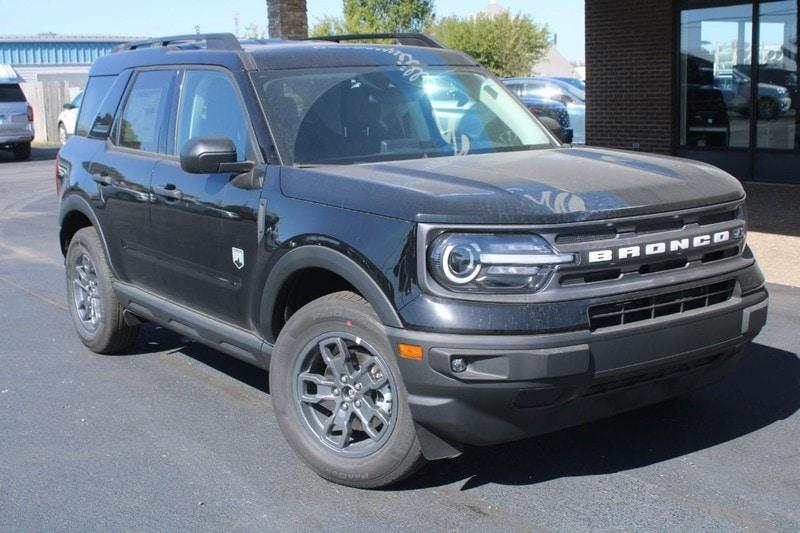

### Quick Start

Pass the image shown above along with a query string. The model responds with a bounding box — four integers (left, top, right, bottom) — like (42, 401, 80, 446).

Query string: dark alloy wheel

(271, 291, 425, 488)
(293, 332, 398, 457)
(65, 227, 139, 353)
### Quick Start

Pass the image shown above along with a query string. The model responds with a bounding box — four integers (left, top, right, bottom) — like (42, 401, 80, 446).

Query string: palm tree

(267, 0, 308, 39)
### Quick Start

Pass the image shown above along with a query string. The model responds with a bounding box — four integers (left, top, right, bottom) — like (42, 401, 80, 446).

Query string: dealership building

(586, 0, 798, 183)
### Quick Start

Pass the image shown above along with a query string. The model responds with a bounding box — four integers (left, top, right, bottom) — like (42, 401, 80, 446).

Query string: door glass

(176, 70, 249, 160)
(756, 0, 798, 149)
(680, 4, 753, 148)
(117, 70, 175, 153)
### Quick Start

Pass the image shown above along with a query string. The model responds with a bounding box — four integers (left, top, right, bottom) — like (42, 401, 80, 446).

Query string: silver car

(0, 65, 34, 161)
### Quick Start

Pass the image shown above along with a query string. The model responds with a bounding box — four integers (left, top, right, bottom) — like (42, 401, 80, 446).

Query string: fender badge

(232, 247, 244, 270)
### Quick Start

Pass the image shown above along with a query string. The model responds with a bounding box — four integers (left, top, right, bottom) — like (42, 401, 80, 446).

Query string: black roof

(89, 34, 477, 76)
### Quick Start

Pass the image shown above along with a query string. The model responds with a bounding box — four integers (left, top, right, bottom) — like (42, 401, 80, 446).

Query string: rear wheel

(270, 291, 425, 488)
(65, 227, 139, 353)
(12, 142, 31, 161)
(58, 123, 68, 145)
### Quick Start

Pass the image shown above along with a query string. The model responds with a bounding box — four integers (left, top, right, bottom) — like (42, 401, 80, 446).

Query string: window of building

(680, 1, 798, 152)
(680, 3, 753, 149)
(756, 0, 798, 150)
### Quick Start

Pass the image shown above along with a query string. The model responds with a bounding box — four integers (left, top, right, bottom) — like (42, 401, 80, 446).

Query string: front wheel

(270, 291, 425, 488)
(758, 97, 779, 120)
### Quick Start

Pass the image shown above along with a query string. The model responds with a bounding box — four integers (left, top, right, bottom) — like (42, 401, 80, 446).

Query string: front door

(148, 68, 264, 328)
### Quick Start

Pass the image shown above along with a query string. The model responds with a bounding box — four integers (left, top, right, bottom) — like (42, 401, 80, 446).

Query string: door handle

(153, 184, 183, 200)
(91, 172, 112, 186)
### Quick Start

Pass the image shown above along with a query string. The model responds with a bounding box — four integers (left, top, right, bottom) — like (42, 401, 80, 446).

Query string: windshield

(253, 67, 554, 166)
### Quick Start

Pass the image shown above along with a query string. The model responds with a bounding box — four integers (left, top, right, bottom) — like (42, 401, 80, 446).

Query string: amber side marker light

(397, 343, 424, 360)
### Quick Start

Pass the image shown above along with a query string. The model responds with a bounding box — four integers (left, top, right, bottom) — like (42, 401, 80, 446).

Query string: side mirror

(538, 116, 565, 142)
(180, 136, 254, 174)
(63, 103, 75, 110)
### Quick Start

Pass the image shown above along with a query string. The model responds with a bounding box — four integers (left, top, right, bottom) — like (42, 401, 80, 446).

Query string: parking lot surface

(1, 150, 799, 532)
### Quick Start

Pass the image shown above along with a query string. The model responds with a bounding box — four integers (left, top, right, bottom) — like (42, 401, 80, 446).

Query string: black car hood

(280, 147, 745, 224)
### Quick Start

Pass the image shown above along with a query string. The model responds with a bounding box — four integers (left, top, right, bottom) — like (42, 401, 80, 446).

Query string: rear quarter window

(75, 76, 116, 137)
(0, 83, 26, 103)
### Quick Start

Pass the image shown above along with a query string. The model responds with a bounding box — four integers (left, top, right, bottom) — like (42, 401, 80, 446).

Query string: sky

(0, 0, 586, 62)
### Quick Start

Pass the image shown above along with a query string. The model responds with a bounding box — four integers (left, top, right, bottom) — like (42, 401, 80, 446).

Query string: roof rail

(303, 33, 445, 49)
(113, 33, 243, 53)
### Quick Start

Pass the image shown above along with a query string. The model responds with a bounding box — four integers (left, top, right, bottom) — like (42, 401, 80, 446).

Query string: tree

(242, 23, 266, 39)
(310, 0, 435, 36)
(429, 13, 550, 78)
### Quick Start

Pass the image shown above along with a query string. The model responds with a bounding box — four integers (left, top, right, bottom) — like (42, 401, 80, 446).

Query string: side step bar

(113, 281, 272, 369)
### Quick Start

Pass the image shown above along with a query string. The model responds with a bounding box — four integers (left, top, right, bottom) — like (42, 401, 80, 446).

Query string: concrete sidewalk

(743, 183, 800, 288)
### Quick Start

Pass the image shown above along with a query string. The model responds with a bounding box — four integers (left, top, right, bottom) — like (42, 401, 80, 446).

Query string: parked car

(713, 72, 792, 120)
(757, 67, 799, 110)
(58, 32, 767, 489)
(518, 96, 574, 143)
(57, 91, 83, 145)
(0, 64, 34, 161)
(550, 76, 585, 92)
(503, 77, 586, 143)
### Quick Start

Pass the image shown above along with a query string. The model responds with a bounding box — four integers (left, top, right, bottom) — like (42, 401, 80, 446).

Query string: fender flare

(58, 193, 119, 277)
(259, 246, 404, 340)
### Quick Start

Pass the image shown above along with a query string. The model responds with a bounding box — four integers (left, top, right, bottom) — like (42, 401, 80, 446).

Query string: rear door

(88, 68, 179, 288)
(148, 68, 264, 328)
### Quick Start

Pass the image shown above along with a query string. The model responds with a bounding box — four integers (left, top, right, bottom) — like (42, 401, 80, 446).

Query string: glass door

(754, 0, 799, 180)
(679, 1, 800, 182)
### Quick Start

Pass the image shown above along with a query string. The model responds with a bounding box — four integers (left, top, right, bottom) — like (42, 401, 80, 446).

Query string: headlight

(428, 233, 575, 293)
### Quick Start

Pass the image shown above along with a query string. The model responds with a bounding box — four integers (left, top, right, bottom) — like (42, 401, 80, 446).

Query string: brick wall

(268, 0, 309, 39)
(585, 0, 677, 154)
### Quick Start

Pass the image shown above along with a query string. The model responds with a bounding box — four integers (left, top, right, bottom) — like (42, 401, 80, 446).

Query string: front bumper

(388, 282, 768, 448)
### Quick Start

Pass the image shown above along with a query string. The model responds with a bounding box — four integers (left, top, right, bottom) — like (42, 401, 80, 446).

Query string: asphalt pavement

(1, 148, 799, 532)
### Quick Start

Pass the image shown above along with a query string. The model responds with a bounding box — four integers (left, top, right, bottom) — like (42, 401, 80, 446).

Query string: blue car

(519, 96, 574, 144)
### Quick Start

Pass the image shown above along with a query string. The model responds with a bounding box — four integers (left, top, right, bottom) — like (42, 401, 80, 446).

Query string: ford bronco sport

(57, 33, 769, 488)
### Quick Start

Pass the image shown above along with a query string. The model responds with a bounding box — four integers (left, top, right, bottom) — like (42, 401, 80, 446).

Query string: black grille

(588, 280, 735, 330)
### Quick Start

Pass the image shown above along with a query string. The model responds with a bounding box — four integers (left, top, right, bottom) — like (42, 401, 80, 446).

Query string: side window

(117, 70, 176, 153)
(75, 76, 115, 137)
(176, 70, 249, 160)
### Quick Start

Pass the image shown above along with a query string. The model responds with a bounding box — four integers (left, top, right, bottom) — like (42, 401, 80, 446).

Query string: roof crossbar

(113, 33, 242, 53)
(303, 33, 445, 49)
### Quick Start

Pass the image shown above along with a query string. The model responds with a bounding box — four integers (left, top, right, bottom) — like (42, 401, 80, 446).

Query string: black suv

(57, 33, 769, 488)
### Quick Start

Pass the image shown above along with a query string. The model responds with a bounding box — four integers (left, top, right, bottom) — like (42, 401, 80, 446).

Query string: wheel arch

(59, 194, 118, 277)
(260, 246, 404, 343)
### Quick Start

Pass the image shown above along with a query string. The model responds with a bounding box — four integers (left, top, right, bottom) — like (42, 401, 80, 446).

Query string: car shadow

(122, 323, 269, 393)
(0, 146, 59, 163)
(119, 326, 798, 491)
(396, 342, 799, 490)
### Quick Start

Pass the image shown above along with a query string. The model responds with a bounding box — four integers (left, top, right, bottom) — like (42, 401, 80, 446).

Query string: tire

(270, 291, 425, 488)
(58, 123, 68, 146)
(757, 97, 779, 120)
(12, 142, 31, 161)
(65, 227, 139, 353)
